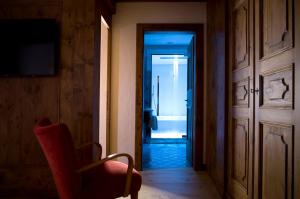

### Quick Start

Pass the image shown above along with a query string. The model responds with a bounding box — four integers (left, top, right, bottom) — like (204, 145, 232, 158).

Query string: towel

(151, 115, 158, 130)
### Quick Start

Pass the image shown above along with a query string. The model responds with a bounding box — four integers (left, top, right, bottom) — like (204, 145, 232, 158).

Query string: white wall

(152, 63, 187, 116)
(110, 2, 207, 159)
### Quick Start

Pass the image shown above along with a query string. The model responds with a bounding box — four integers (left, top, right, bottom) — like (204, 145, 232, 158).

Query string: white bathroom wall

(151, 61, 187, 116)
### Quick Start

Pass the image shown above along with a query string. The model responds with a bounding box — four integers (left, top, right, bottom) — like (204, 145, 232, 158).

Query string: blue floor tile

(142, 143, 190, 170)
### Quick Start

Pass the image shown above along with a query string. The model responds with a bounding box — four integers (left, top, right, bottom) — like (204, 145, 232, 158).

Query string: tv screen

(0, 19, 58, 76)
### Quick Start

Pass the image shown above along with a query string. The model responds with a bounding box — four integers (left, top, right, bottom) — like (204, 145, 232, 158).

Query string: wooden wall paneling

(0, 0, 98, 196)
(21, 78, 59, 166)
(0, 2, 62, 19)
(60, 0, 95, 146)
(206, 0, 226, 195)
(0, 79, 23, 167)
(254, 0, 295, 198)
(0, 1, 61, 196)
(0, 0, 61, 7)
(294, 0, 300, 198)
(227, 0, 254, 198)
(93, 0, 101, 156)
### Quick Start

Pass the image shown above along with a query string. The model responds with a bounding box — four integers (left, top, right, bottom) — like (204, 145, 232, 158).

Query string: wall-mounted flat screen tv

(0, 19, 59, 76)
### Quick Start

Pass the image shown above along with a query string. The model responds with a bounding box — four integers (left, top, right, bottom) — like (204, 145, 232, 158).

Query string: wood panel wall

(0, 0, 97, 197)
(60, 0, 95, 146)
(295, 0, 300, 198)
(206, 0, 227, 196)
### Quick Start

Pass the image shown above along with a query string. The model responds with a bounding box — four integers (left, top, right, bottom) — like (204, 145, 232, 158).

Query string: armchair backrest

(34, 120, 80, 199)
(36, 117, 52, 127)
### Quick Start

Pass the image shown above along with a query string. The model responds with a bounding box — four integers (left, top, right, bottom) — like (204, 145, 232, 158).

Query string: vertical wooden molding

(294, 0, 300, 198)
(93, 0, 101, 159)
(135, 24, 143, 171)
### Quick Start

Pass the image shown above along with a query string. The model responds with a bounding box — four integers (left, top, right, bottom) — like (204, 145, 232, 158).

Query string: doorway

(135, 24, 204, 171)
(150, 54, 188, 140)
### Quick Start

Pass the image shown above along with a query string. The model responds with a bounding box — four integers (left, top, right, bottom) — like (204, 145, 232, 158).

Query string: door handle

(250, 88, 259, 95)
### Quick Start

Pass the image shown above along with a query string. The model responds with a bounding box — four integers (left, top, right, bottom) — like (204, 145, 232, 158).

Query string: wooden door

(228, 0, 254, 198)
(186, 37, 195, 166)
(254, 0, 295, 198)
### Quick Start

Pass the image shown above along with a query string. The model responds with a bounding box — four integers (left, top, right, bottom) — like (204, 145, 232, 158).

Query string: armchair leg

(131, 192, 138, 199)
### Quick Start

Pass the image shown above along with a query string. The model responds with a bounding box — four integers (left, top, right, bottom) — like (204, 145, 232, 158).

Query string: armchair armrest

(76, 153, 134, 197)
(76, 142, 102, 159)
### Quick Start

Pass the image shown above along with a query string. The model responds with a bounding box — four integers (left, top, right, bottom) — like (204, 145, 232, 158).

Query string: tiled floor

(142, 143, 190, 170)
(121, 168, 221, 199)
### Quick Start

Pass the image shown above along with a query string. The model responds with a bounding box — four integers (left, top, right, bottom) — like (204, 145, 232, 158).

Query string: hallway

(122, 168, 220, 199)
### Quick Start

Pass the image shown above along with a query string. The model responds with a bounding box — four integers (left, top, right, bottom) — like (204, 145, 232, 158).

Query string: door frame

(135, 23, 204, 170)
(93, 0, 114, 159)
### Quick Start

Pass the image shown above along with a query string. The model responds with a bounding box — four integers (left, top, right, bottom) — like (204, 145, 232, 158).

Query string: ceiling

(152, 55, 187, 65)
(144, 31, 194, 46)
(115, 0, 205, 2)
(107, 0, 206, 14)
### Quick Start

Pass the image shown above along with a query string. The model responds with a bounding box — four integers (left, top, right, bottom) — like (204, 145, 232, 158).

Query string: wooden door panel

(228, 0, 253, 198)
(260, 122, 294, 199)
(233, 78, 250, 107)
(260, 65, 294, 108)
(232, 118, 249, 189)
(254, 0, 296, 198)
(233, 0, 249, 70)
(260, 49, 294, 73)
(229, 0, 297, 197)
(262, 0, 294, 58)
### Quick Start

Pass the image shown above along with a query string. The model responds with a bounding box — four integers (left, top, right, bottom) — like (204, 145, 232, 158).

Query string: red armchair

(34, 118, 142, 199)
